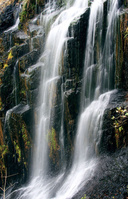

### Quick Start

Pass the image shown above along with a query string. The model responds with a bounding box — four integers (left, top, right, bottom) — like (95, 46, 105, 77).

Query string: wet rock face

(62, 8, 90, 164)
(65, 8, 90, 81)
(3, 104, 34, 185)
(116, 9, 128, 89)
(0, 5, 14, 34)
(25, 63, 42, 107)
(0, 9, 44, 186)
(74, 148, 128, 199)
(0, 1, 19, 34)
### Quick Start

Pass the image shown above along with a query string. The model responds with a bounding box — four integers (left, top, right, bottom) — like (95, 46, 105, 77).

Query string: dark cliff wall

(0, 4, 44, 187)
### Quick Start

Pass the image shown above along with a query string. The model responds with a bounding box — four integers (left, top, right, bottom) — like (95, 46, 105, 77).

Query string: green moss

(20, 89, 26, 99)
(81, 194, 87, 199)
(21, 123, 31, 149)
(124, 27, 128, 38)
(14, 141, 21, 163)
(47, 128, 60, 162)
(0, 145, 9, 160)
(20, 10, 27, 23)
(19, 0, 36, 24)
(0, 144, 9, 174)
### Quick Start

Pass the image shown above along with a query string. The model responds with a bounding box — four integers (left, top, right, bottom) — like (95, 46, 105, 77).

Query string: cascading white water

(102, 0, 118, 90)
(10, 0, 89, 198)
(8, 0, 119, 198)
(32, 0, 88, 178)
(54, 0, 118, 198)
(54, 91, 114, 199)
(81, 0, 103, 107)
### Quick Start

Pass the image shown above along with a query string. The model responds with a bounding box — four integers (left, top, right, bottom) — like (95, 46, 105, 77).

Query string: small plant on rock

(111, 107, 128, 148)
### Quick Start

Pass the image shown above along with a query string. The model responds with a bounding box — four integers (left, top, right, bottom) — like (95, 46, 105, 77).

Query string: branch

(1, 173, 19, 178)
(0, 187, 4, 191)
(5, 183, 16, 192)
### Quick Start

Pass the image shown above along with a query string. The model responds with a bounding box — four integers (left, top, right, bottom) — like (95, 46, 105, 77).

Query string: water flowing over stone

(81, 0, 103, 107)
(8, 0, 119, 198)
(4, 4, 21, 33)
(102, 0, 118, 91)
(32, 0, 88, 178)
(54, 0, 118, 197)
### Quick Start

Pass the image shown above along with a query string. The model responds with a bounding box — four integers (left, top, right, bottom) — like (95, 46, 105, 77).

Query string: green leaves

(111, 116, 115, 120)
(111, 106, 128, 148)
(119, 126, 123, 132)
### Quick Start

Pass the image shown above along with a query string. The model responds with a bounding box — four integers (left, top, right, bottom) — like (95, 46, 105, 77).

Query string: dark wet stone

(73, 148, 128, 199)
(3, 104, 34, 185)
(26, 63, 42, 90)
(18, 50, 40, 72)
(0, 4, 14, 34)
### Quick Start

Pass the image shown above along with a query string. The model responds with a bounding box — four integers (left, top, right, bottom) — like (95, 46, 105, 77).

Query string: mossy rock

(0, 64, 14, 111)
(3, 104, 34, 184)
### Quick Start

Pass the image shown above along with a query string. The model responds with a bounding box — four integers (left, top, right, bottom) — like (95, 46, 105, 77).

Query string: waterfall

(81, 0, 103, 107)
(9, 0, 119, 198)
(102, 0, 118, 91)
(54, 1, 118, 198)
(32, 0, 88, 178)
(10, 0, 89, 198)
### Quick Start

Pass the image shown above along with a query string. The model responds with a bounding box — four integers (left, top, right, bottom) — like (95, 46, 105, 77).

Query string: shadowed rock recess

(0, 0, 128, 198)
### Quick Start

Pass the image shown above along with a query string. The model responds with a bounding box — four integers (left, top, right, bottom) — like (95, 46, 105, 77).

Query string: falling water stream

(8, 0, 119, 198)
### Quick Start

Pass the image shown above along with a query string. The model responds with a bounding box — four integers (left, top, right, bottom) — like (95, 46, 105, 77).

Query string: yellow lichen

(3, 63, 8, 69)
(7, 51, 13, 60)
